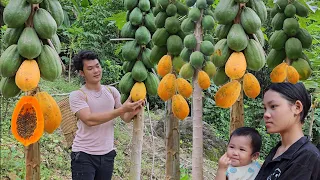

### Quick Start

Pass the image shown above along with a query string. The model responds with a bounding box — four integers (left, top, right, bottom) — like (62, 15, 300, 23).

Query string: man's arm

(76, 99, 144, 126)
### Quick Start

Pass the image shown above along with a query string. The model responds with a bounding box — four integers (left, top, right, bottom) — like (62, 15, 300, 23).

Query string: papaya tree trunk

(192, 14, 203, 179)
(308, 103, 316, 137)
(165, 100, 180, 180)
(25, 143, 40, 180)
(129, 108, 144, 180)
(192, 77, 203, 179)
(68, 41, 73, 83)
(229, 4, 245, 135)
(25, 89, 40, 180)
(230, 88, 244, 135)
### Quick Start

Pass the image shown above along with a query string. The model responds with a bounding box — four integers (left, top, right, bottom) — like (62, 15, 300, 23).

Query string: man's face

(80, 59, 102, 84)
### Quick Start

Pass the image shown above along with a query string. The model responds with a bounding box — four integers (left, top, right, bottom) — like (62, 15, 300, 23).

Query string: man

(69, 50, 144, 180)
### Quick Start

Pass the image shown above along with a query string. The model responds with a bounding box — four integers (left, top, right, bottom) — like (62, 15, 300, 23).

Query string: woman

(255, 82, 320, 180)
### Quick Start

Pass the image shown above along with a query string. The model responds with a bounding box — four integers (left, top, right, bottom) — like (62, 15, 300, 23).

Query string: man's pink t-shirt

(69, 85, 121, 155)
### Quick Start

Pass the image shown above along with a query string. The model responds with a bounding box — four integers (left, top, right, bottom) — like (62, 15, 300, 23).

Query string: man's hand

(121, 96, 144, 112)
(120, 96, 145, 123)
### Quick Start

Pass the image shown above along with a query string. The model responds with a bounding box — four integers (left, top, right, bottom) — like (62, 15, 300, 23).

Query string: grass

(0, 76, 219, 179)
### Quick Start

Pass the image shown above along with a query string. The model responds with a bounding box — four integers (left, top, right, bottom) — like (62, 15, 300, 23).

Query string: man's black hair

(72, 50, 100, 71)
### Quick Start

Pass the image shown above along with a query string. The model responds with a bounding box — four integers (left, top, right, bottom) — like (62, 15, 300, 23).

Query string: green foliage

(180, 166, 191, 180)
(147, 94, 165, 110)
(106, 11, 127, 30)
(101, 59, 122, 85)
(69, 5, 119, 62)
(57, 0, 126, 86)
(0, 120, 26, 179)
(0, 0, 9, 6)
(304, 108, 320, 145)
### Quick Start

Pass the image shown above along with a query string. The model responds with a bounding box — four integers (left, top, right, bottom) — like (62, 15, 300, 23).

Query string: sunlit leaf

(105, 11, 127, 30)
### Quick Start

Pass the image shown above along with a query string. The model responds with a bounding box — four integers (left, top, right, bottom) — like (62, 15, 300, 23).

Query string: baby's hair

(264, 82, 311, 123)
(229, 127, 262, 154)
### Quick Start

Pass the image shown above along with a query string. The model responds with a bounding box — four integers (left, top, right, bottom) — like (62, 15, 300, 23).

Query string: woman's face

(263, 90, 301, 134)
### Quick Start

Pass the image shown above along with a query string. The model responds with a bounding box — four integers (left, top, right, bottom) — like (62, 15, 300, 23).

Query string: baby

(215, 127, 262, 180)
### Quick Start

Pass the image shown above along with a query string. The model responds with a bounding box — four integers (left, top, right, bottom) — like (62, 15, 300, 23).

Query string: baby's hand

(218, 153, 231, 170)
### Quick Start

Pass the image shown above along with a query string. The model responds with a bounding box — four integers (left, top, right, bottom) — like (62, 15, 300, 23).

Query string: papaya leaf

(62, 10, 71, 27)
(306, 1, 318, 13)
(297, 0, 319, 13)
(81, 0, 90, 7)
(70, 0, 82, 13)
(304, 79, 320, 89)
(105, 11, 127, 30)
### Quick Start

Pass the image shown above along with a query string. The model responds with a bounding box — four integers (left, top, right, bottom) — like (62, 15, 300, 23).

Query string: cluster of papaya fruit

(0, 0, 63, 98)
(157, 55, 192, 120)
(11, 91, 62, 146)
(0, 0, 64, 145)
(268, 0, 312, 83)
(212, 0, 267, 108)
(151, 0, 191, 120)
(151, 0, 188, 63)
(178, 0, 216, 90)
(120, 0, 160, 103)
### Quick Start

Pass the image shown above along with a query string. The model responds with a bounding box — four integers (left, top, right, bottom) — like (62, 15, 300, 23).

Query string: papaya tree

(1, 0, 64, 179)
(120, 0, 158, 179)
(177, 0, 216, 178)
(212, 0, 267, 134)
(268, 0, 312, 84)
(267, 0, 316, 143)
(151, 0, 190, 178)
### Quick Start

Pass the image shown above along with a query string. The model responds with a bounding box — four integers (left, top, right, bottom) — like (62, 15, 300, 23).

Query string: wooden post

(165, 100, 180, 180)
(129, 108, 144, 180)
